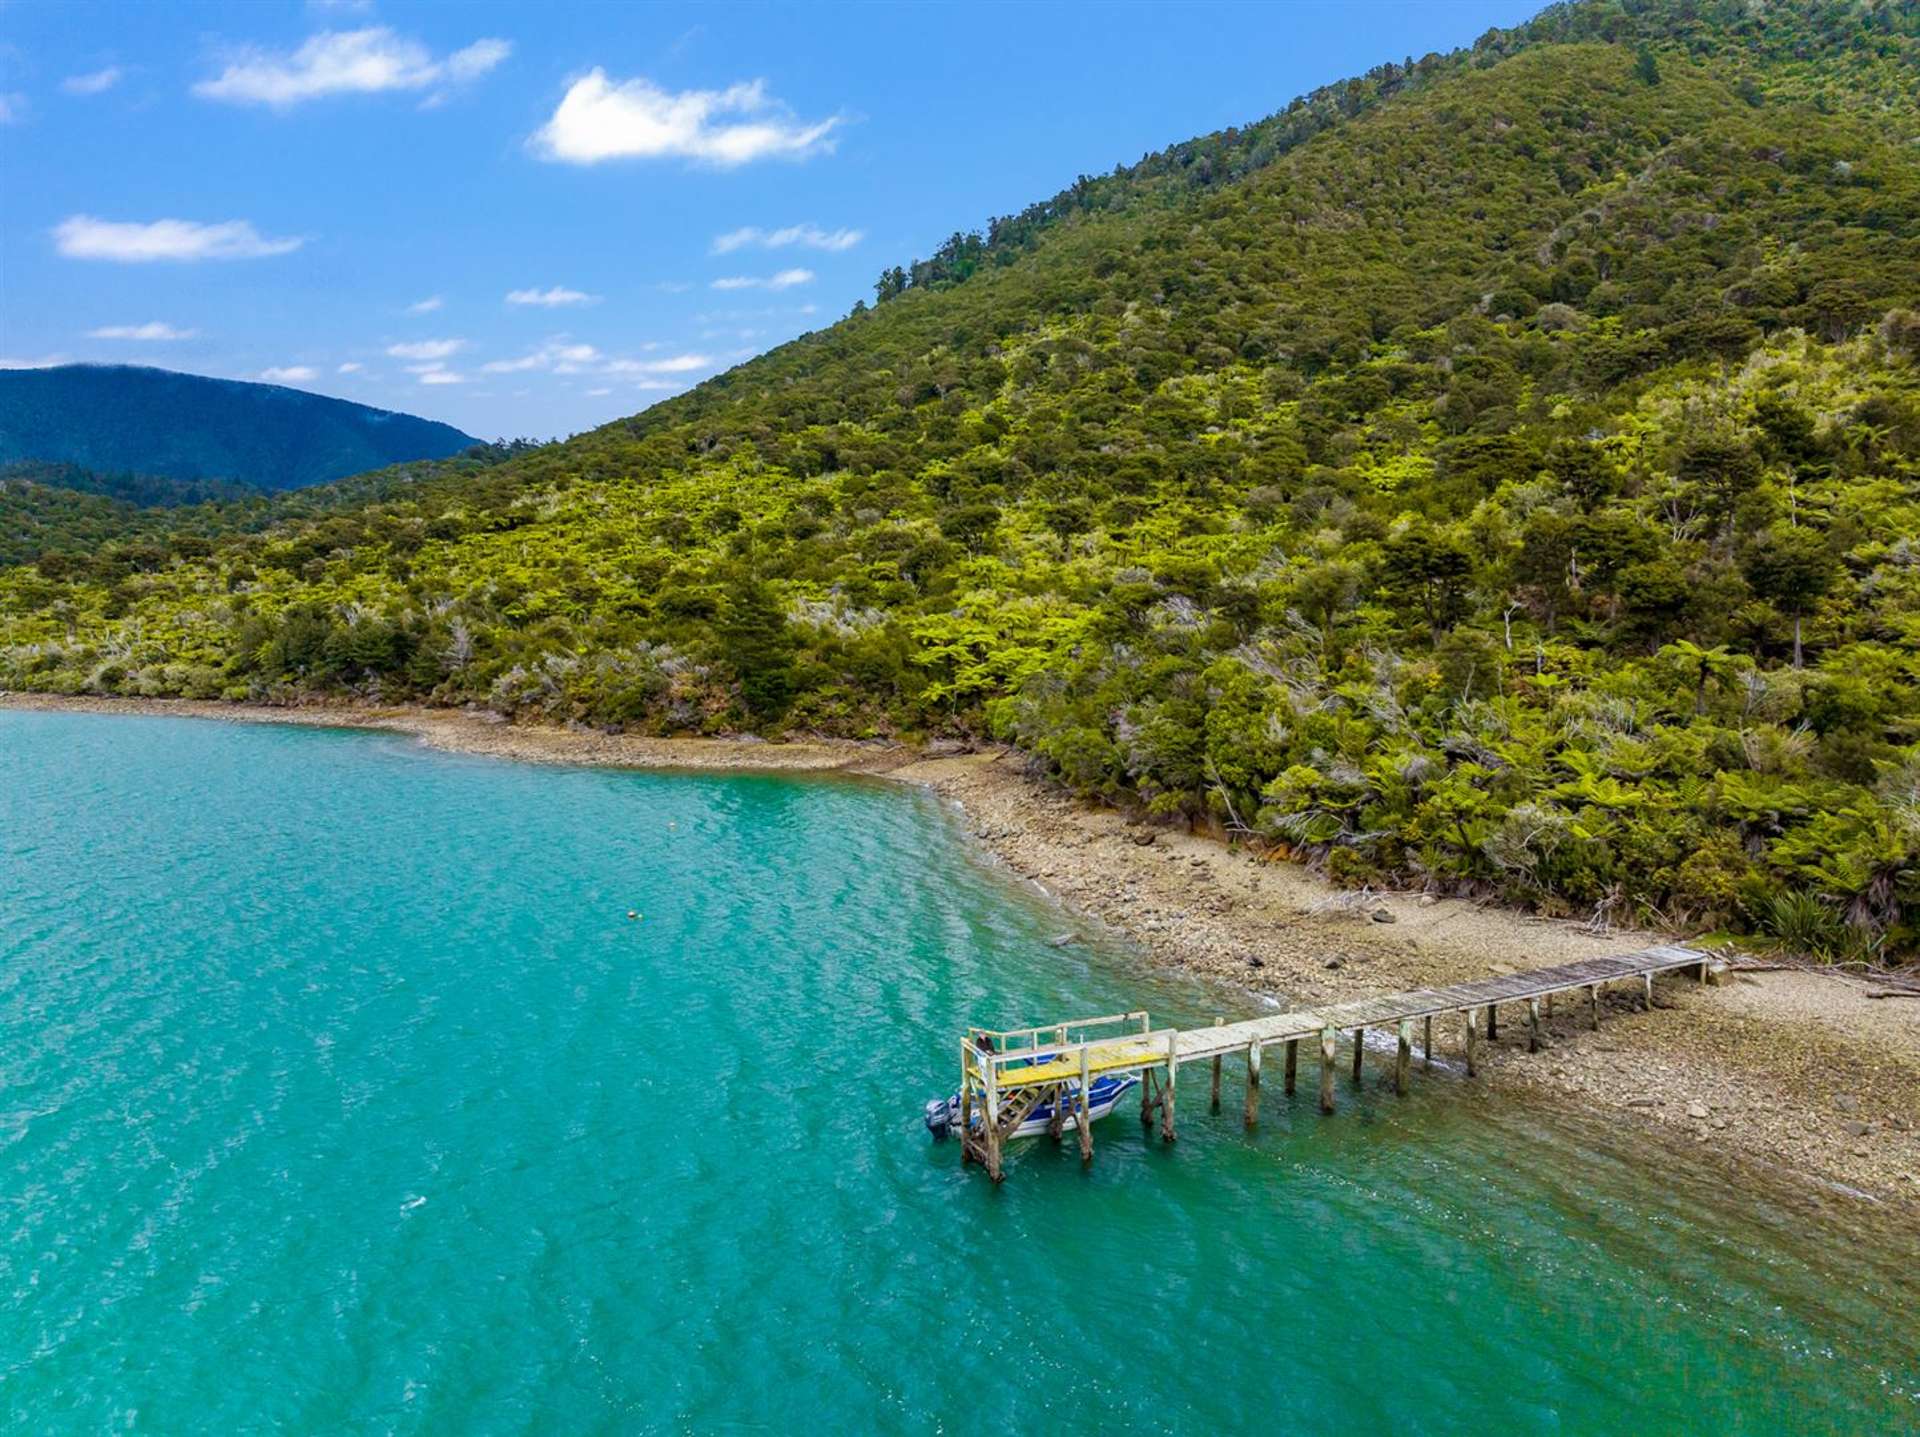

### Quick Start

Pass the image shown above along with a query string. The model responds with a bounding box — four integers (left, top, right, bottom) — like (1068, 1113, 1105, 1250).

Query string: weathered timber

(1244, 1042, 1261, 1127)
(954, 945, 1714, 1179)
(1210, 1017, 1223, 1113)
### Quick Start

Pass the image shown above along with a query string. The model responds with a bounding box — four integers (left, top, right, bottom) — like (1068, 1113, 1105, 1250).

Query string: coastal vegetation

(3, 0, 1918, 957)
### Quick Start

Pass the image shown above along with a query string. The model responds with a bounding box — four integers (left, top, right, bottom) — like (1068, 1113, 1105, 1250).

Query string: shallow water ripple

(1, 711, 1915, 1433)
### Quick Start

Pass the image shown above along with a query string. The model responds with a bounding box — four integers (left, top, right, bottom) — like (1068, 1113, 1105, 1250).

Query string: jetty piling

(954, 945, 1718, 1182)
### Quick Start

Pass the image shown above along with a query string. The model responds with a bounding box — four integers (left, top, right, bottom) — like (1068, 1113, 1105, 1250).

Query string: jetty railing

(956, 943, 1721, 1181)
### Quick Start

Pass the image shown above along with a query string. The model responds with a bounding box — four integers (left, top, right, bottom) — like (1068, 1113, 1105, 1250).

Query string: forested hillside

(4, 0, 1918, 958)
(0, 365, 477, 491)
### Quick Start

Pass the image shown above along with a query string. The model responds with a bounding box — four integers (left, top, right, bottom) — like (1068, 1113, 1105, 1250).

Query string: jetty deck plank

(987, 944, 1708, 1089)
(1165, 944, 1706, 1063)
(960, 944, 1717, 1177)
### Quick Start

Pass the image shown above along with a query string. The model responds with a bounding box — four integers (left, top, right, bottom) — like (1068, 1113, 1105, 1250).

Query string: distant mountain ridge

(0, 365, 477, 493)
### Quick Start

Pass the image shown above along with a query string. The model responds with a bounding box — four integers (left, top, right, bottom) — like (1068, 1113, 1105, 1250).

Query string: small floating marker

(627, 910, 640, 920)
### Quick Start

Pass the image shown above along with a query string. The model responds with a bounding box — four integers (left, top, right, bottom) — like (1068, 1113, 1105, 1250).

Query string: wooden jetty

(957, 943, 1719, 1181)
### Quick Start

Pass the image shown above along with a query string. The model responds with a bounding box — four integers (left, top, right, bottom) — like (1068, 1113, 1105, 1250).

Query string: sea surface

(2, 710, 1914, 1433)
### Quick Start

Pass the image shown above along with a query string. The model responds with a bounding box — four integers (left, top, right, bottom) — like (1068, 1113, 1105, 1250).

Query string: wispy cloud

(53, 215, 303, 262)
(62, 67, 124, 97)
(480, 340, 713, 386)
(530, 72, 839, 167)
(711, 268, 813, 292)
(260, 365, 318, 384)
(0, 94, 28, 125)
(0, 353, 70, 370)
(337, 361, 363, 373)
(418, 369, 465, 385)
(481, 339, 602, 374)
(603, 353, 710, 376)
(505, 286, 597, 308)
(712, 223, 861, 255)
(194, 28, 511, 109)
(87, 321, 198, 340)
(404, 295, 444, 315)
(386, 338, 464, 361)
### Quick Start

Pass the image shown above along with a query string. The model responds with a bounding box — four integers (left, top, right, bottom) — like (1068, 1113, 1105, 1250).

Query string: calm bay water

(1, 711, 1914, 1432)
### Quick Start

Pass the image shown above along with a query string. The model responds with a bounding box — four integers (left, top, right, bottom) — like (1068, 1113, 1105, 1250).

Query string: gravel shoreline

(8, 693, 1917, 1207)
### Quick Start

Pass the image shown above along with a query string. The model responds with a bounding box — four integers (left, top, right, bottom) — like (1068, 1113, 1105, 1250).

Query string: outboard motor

(924, 1096, 954, 1141)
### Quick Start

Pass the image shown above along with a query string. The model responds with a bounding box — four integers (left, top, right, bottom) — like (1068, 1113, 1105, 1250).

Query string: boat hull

(924, 1074, 1140, 1141)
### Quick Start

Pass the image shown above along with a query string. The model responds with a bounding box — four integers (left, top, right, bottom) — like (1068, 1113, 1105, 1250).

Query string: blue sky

(1, 0, 1541, 440)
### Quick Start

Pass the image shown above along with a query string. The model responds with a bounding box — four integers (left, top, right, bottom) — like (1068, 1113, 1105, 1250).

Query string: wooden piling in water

(984, 1062, 1004, 1183)
(1423, 1014, 1433, 1067)
(1351, 1027, 1365, 1083)
(1284, 1038, 1298, 1095)
(1528, 997, 1542, 1053)
(1244, 1042, 1261, 1127)
(1464, 1009, 1479, 1077)
(1395, 1019, 1411, 1095)
(1077, 1047, 1093, 1164)
(1319, 1027, 1337, 1114)
(1160, 1030, 1178, 1144)
(1486, 1003, 1499, 1040)
(1210, 1017, 1223, 1112)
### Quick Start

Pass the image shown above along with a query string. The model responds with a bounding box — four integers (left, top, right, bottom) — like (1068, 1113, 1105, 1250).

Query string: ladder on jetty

(958, 943, 1718, 1181)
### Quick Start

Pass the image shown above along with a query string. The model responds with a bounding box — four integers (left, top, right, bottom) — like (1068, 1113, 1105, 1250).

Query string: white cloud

(712, 223, 861, 255)
(194, 28, 511, 109)
(62, 67, 124, 97)
(603, 352, 710, 375)
(480, 341, 712, 385)
(0, 94, 29, 125)
(505, 285, 597, 308)
(710, 268, 813, 292)
(260, 365, 318, 383)
(530, 71, 838, 167)
(386, 338, 464, 360)
(88, 321, 198, 340)
(0, 353, 70, 370)
(482, 340, 602, 374)
(337, 361, 363, 373)
(54, 215, 302, 263)
(418, 369, 465, 385)
(585, 387, 612, 396)
(405, 295, 444, 315)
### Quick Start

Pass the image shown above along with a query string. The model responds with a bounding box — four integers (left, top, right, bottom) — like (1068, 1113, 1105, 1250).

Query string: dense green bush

(3, 1, 1917, 956)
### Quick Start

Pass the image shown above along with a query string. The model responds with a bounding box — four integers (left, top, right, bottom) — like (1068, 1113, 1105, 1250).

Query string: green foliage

(4, 1, 1919, 957)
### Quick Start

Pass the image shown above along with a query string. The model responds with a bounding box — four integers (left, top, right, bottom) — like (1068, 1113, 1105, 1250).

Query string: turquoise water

(1, 712, 1914, 1433)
